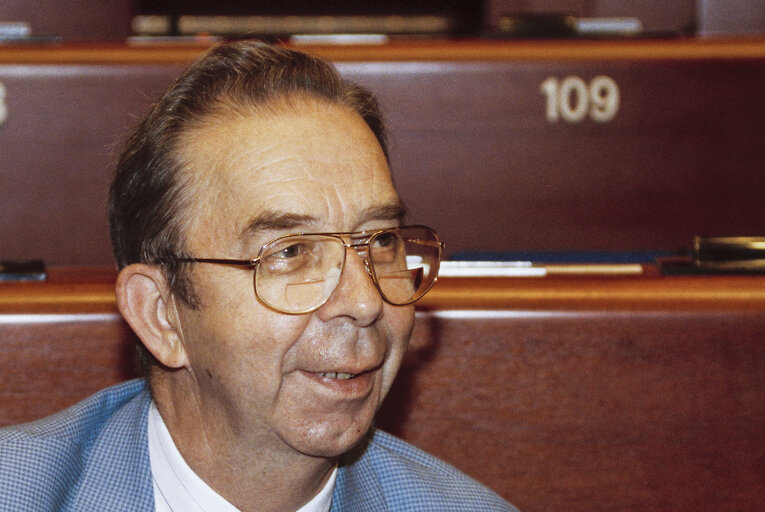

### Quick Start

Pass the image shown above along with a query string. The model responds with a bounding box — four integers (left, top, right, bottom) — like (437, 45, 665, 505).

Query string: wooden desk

(2, 267, 764, 511)
(2, 40, 765, 264)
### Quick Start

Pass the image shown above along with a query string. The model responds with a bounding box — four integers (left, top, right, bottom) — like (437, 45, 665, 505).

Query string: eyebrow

(239, 212, 318, 240)
(359, 201, 408, 225)
(239, 200, 408, 240)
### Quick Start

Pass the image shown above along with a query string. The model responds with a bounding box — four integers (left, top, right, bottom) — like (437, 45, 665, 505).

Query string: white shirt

(148, 402, 337, 512)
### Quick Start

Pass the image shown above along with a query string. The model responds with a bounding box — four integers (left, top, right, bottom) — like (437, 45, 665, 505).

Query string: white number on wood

(0, 82, 7, 126)
(540, 75, 619, 123)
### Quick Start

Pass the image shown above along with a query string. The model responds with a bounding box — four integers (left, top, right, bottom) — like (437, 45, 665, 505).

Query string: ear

(115, 263, 189, 369)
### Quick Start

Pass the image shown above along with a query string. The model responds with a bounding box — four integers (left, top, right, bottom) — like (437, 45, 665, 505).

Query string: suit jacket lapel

(56, 382, 394, 511)
(66, 383, 155, 511)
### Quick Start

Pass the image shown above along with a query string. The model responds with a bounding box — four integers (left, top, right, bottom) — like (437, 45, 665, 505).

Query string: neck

(150, 373, 337, 512)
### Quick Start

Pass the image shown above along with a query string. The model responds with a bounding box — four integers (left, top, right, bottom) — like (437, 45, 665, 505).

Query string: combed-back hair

(109, 40, 388, 305)
(108, 41, 389, 373)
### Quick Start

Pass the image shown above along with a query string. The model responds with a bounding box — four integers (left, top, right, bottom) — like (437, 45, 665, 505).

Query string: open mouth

(306, 369, 376, 397)
(316, 372, 356, 380)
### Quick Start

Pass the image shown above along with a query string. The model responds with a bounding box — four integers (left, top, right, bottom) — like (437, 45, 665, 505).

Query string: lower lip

(302, 370, 374, 398)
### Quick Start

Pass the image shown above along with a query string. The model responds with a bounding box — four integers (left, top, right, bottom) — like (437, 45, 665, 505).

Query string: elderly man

(0, 41, 515, 511)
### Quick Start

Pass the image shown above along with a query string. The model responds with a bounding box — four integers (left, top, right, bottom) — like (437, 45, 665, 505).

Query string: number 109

(540, 75, 620, 123)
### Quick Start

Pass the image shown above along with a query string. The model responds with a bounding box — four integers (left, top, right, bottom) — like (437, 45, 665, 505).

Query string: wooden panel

(342, 56, 765, 255)
(2, 41, 765, 264)
(1, 267, 764, 510)
(379, 309, 765, 511)
(0, 1, 132, 41)
(0, 316, 136, 422)
(0, 63, 186, 264)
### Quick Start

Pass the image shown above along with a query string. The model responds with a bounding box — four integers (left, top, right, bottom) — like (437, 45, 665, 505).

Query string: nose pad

(360, 252, 374, 278)
(347, 242, 375, 279)
(347, 246, 376, 285)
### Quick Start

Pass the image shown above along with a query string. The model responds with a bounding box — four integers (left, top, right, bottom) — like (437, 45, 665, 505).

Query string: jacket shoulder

(343, 429, 518, 511)
(0, 379, 148, 511)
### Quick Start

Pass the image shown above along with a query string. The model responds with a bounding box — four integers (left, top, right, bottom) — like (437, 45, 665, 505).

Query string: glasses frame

(170, 224, 444, 314)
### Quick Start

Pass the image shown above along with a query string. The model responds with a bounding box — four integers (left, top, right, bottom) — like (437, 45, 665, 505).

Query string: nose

(315, 245, 384, 326)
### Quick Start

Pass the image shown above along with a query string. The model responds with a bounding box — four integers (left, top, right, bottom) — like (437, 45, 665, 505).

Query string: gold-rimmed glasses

(170, 225, 444, 314)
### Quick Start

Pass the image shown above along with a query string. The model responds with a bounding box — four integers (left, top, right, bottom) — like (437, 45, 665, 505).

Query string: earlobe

(115, 264, 189, 369)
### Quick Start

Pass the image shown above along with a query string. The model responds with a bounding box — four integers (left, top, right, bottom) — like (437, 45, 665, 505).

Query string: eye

(370, 231, 402, 265)
(275, 243, 306, 259)
(261, 240, 317, 274)
(373, 231, 399, 249)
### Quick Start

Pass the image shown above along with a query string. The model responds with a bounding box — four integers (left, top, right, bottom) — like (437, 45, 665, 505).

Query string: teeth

(318, 372, 355, 380)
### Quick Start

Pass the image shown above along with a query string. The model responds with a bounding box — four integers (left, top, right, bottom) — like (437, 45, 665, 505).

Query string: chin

(287, 414, 376, 459)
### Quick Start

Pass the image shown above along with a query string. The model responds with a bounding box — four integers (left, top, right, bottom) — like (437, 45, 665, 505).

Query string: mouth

(303, 367, 377, 398)
(316, 371, 356, 380)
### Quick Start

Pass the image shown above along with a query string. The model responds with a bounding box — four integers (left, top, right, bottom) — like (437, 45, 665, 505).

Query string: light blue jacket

(0, 379, 516, 511)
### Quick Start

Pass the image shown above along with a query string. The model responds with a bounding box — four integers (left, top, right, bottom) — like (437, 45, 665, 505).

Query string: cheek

(379, 305, 415, 391)
(179, 307, 315, 426)
(388, 304, 416, 347)
(179, 281, 313, 383)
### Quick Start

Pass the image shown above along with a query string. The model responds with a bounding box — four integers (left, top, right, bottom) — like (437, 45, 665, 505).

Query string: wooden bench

(2, 266, 764, 511)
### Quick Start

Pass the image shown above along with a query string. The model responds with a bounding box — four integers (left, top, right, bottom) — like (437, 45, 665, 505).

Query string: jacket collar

(62, 380, 389, 511)
(331, 435, 387, 511)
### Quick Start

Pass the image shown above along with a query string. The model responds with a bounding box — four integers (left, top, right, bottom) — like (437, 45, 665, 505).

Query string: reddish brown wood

(2, 39, 765, 63)
(0, 1, 132, 41)
(378, 310, 765, 511)
(1, 268, 764, 510)
(6, 267, 765, 314)
(0, 318, 137, 422)
(0, 63, 186, 264)
(2, 41, 765, 264)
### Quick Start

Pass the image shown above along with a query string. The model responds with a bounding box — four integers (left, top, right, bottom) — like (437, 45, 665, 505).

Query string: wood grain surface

(2, 40, 765, 264)
(2, 268, 763, 510)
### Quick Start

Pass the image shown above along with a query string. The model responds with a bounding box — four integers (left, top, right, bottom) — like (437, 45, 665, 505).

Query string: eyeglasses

(171, 225, 444, 314)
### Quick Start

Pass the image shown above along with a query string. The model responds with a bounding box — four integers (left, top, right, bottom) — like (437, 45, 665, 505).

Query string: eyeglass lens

(254, 226, 441, 313)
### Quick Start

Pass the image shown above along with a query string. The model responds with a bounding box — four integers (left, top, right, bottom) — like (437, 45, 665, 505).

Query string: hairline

(169, 92, 392, 267)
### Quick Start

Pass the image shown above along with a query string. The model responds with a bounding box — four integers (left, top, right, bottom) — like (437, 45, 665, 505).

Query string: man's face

(169, 97, 414, 460)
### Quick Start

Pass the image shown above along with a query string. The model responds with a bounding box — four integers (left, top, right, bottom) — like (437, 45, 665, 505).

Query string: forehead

(175, 97, 401, 250)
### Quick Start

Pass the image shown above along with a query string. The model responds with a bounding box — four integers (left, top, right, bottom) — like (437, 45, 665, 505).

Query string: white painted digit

(0, 82, 7, 126)
(540, 75, 620, 124)
(589, 75, 619, 123)
(558, 76, 589, 123)
(540, 76, 560, 122)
